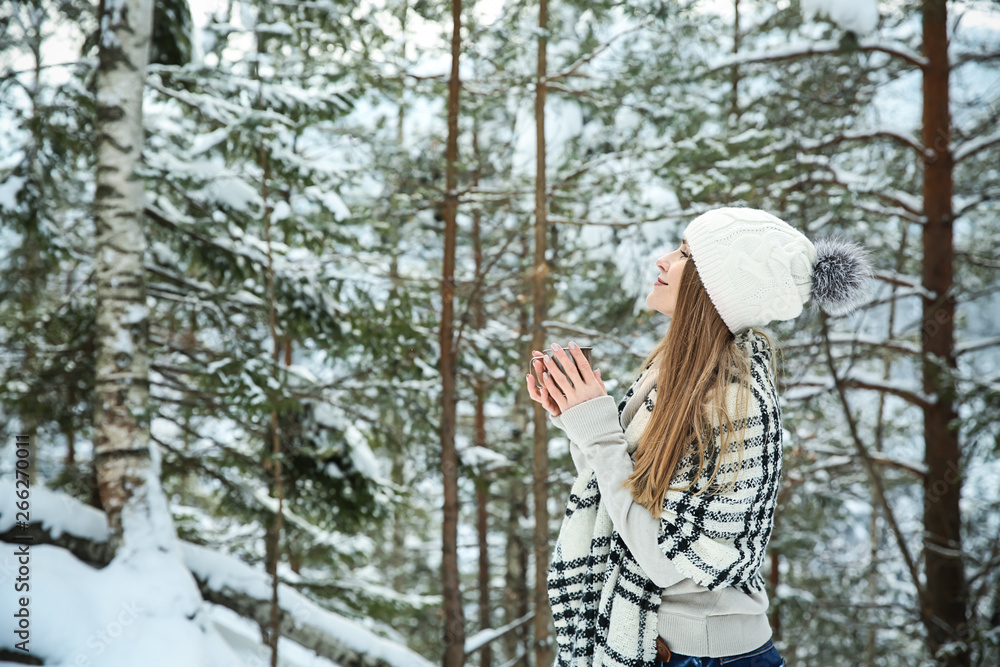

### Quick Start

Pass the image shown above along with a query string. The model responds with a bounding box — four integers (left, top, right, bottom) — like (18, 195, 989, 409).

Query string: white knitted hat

(683, 207, 874, 335)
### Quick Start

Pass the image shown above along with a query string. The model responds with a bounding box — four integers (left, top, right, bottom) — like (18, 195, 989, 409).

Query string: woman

(525, 207, 873, 667)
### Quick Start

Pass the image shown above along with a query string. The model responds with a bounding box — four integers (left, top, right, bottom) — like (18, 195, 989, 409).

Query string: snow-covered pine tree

(0, 0, 98, 497)
(138, 0, 438, 635)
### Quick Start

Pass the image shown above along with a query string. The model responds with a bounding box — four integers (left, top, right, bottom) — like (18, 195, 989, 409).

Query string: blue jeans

(656, 638, 785, 666)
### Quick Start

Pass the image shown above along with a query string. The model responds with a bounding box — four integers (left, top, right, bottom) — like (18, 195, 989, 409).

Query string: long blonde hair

(624, 257, 779, 519)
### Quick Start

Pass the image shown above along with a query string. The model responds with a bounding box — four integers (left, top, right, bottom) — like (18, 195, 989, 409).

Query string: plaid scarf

(547, 329, 782, 667)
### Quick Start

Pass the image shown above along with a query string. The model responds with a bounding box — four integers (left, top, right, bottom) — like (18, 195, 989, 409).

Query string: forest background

(0, 0, 999, 666)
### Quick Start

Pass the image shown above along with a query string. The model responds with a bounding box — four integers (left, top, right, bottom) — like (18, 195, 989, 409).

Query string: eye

(681, 251, 689, 258)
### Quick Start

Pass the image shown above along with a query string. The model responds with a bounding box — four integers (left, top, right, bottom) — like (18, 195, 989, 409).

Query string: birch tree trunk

(441, 0, 465, 664)
(920, 2, 970, 664)
(532, 1, 552, 666)
(93, 0, 156, 551)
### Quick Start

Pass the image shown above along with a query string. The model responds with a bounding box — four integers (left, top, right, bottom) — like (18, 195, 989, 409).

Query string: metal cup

(528, 346, 593, 394)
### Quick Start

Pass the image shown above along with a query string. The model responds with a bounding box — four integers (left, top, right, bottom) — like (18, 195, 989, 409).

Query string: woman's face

(646, 239, 691, 317)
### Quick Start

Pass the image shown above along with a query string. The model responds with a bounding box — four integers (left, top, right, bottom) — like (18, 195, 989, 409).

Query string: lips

(653, 278, 668, 287)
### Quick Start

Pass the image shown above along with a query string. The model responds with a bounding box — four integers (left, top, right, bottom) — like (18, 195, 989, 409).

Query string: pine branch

(954, 129, 1000, 163)
(816, 314, 930, 616)
(707, 39, 928, 72)
(795, 128, 924, 159)
(950, 49, 1000, 68)
(543, 18, 654, 84)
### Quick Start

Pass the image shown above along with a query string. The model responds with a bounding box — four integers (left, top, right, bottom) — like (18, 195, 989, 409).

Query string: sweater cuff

(549, 413, 566, 432)
(556, 395, 623, 448)
(549, 413, 591, 475)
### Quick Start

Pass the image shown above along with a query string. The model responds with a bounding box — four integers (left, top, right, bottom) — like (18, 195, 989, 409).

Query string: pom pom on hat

(681, 206, 876, 334)
(809, 236, 875, 317)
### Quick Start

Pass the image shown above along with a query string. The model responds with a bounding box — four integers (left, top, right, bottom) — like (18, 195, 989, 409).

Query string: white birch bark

(93, 0, 159, 551)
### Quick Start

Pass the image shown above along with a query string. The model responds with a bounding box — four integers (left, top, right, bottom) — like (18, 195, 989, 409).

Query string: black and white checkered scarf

(546, 329, 782, 667)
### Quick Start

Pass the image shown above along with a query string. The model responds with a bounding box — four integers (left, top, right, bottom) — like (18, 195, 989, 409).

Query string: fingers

(565, 342, 593, 380)
(529, 345, 605, 416)
(545, 343, 581, 389)
(532, 356, 564, 395)
(525, 373, 539, 399)
(525, 372, 561, 416)
(539, 365, 568, 410)
(524, 372, 547, 404)
(531, 356, 548, 392)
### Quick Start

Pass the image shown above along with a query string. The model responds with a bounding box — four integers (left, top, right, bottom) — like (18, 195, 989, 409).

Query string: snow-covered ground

(0, 480, 434, 667)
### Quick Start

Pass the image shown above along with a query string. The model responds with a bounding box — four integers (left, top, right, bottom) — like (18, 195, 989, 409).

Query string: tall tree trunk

(504, 474, 531, 667)
(65, 268, 79, 466)
(532, 1, 552, 666)
(475, 407, 491, 667)
(866, 443, 882, 667)
(262, 140, 285, 667)
(504, 234, 533, 667)
(93, 0, 156, 551)
(390, 0, 409, 593)
(441, 0, 465, 664)
(729, 0, 741, 127)
(869, 227, 909, 667)
(920, 2, 969, 665)
(22, 6, 44, 489)
(767, 533, 780, 642)
(251, 4, 285, 662)
(471, 125, 494, 667)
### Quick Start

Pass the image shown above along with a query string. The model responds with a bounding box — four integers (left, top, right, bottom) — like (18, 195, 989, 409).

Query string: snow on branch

(841, 372, 935, 409)
(797, 445, 928, 478)
(544, 17, 655, 83)
(854, 200, 926, 226)
(872, 187, 923, 217)
(465, 611, 534, 654)
(775, 160, 925, 219)
(797, 128, 924, 157)
(956, 335, 1000, 356)
(707, 38, 928, 72)
(956, 188, 1000, 219)
(951, 49, 1000, 68)
(954, 130, 1000, 164)
(144, 202, 349, 331)
(872, 270, 936, 300)
(783, 331, 922, 357)
(790, 372, 935, 408)
(251, 487, 375, 557)
(147, 76, 296, 129)
(186, 543, 436, 667)
(808, 158, 925, 217)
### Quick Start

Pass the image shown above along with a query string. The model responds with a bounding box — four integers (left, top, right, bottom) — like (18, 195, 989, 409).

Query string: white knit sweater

(546, 328, 782, 665)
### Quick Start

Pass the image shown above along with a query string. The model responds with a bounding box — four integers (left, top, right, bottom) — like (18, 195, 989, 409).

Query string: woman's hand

(525, 342, 607, 416)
